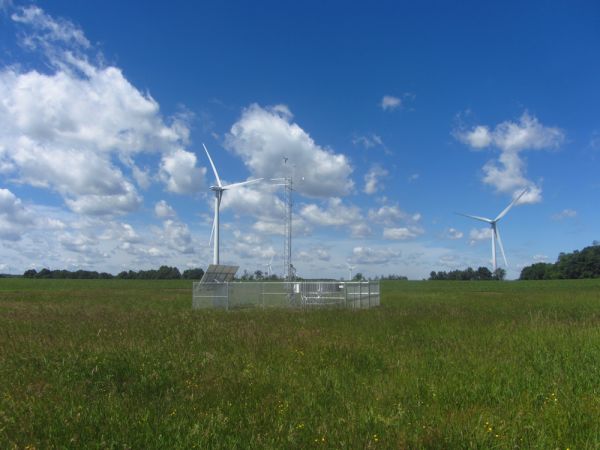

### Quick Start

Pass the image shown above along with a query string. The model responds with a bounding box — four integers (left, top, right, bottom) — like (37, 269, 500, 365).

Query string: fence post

(358, 282, 361, 308)
(226, 282, 229, 311)
(368, 281, 371, 308)
(344, 282, 348, 308)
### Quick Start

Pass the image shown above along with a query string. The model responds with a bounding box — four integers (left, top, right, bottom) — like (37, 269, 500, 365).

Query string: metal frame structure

(283, 176, 293, 281)
(271, 175, 293, 281)
(192, 281, 380, 310)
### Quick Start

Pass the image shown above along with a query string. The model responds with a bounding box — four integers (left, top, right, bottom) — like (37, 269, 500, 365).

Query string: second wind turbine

(458, 189, 528, 272)
(203, 143, 262, 265)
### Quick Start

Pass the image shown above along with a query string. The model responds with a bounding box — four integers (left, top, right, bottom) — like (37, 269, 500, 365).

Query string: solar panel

(200, 264, 238, 283)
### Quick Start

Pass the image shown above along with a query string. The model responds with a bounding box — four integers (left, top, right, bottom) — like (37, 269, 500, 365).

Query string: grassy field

(1, 279, 600, 449)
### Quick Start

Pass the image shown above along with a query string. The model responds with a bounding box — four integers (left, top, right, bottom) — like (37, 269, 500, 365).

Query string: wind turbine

(203, 143, 262, 265)
(346, 262, 356, 281)
(457, 189, 528, 272)
(265, 256, 273, 278)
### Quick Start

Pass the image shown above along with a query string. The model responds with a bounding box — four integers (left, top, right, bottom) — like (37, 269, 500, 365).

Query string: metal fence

(192, 281, 380, 310)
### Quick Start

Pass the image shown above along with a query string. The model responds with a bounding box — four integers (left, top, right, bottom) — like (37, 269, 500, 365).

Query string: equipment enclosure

(192, 281, 380, 310)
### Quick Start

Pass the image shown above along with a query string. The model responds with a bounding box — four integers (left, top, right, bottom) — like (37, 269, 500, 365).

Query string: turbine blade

(208, 218, 215, 246)
(495, 225, 508, 267)
(495, 188, 528, 221)
(222, 178, 263, 190)
(202, 143, 222, 188)
(455, 212, 493, 223)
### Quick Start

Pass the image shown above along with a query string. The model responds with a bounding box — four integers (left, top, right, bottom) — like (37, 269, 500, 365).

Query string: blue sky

(0, 0, 598, 279)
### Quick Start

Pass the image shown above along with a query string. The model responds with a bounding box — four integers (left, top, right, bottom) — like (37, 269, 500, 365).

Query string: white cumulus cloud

(380, 95, 401, 111)
(64, 182, 141, 216)
(230, 230, 276, 260)
(0, 188, 35, 240)
(350, 246, 402, 265)
(444, 227, 464, 240)
(161, 219, 194, 254)
(99, 222, 142, 244)
(11, 5, 90, 50)
(300, 198, 361, 227)
(383, 227, 424, 240)
(459, 125, 492, 149)
(0, 5, 206, 216)
(352, 133, 383, 149)
(252, 215, 311, 237)
(155, 200, 176, 218)
(225, 104, 353, 197)
(456, 112, 564, 203)
(469, 227, 493, 245)
(552, 209, 577, 220)
(364, 165, 388, 195)
(368, 204, 420, 226)
(220, 183, 284, 219)
(350, 223, 372, 238)
(159, 149, 205, 194)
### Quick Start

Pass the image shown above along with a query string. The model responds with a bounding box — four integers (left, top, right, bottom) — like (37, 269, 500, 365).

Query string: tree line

(20, 241, 600, 282)
(238, 270, 285, 281)
(23, 266, 205, 280)
(429, 267, 506, 281)
(19, 267, 410, 282)
(520, 242, 600, 280)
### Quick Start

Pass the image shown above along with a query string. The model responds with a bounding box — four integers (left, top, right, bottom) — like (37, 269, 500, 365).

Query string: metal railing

(192, 281, 380, 310)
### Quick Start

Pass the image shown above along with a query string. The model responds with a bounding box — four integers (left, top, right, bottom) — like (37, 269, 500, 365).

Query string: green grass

(1, 279, 600, 449)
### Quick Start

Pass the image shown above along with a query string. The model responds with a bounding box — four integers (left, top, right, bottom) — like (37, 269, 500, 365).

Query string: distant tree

(117, 270, 138, 279)
(429, 267, 502, 281)
(240, 270, 254, 281)
(254, 270, 264, 281)
(476, 266, 493, 280)
(380, 274, 408, 280)
(493, 268, 506, 281)
(23, 269, 37, 278)
(182, 268, 204, 280)
(157, 265, 181, 279)
(520, 243, 600, 280)
(37, 268, 51, 278)
(352, 273, 365, 281)
(17, 266, 205, 280)
(520, 263, 553, 280)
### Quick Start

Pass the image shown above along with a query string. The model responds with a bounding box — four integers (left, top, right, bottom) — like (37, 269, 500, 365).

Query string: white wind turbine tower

(346, 262, 356, 281)
(265, 256, 273, 278)
(203, 143, 262, 265)
(458, 189, 528, 272)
